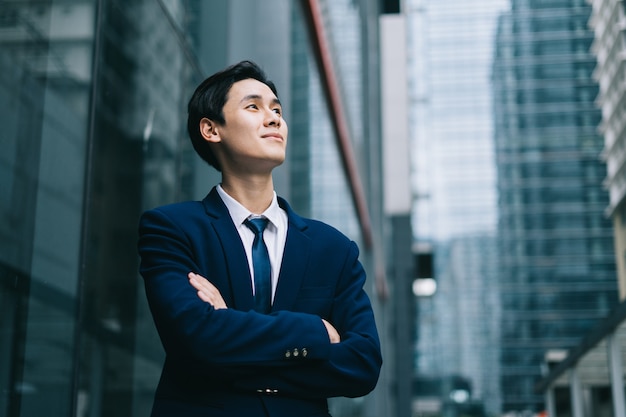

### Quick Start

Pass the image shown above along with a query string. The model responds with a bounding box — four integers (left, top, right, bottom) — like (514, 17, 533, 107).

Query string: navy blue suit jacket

(138, 187, 382, 417)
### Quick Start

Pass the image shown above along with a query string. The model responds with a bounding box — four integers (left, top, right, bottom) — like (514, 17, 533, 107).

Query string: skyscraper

(589, 0, 626, 300)
(492, 0, 618, 411)
(406, 0, 506, 414)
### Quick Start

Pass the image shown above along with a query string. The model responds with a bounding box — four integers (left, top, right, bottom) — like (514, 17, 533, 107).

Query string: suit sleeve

(139, 207, 382, 398)
(232, 241, 383, 398)
(138, 208, 333, 371)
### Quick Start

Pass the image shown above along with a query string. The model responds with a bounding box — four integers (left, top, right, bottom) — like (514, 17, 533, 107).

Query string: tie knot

(244, 217, 269, 235)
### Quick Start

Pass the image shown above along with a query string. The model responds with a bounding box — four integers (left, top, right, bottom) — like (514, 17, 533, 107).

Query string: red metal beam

(301, 0, 374, 249)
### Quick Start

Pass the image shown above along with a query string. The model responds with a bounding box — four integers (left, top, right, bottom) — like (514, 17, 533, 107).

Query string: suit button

(257, 388, 278, 395)
(285, 350, 291, 358)
(302, 348, 308, 357)
(293, 348, 299, 357)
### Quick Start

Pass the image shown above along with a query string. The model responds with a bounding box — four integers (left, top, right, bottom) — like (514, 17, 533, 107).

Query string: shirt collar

(216, 184, 282, 229)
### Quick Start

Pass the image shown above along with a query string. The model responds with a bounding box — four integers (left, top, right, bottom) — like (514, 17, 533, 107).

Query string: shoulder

(279, 197, 356, 252)
(142, 200, 204, 220)
(138, 200, 211, 236)
(301, 217, 350, 242)
(142, 188, 224, 220)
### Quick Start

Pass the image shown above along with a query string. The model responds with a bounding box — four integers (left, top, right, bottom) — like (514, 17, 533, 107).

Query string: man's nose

(266, 110, 281, 126)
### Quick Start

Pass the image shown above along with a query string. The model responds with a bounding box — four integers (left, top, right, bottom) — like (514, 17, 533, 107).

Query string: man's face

(212, 78, 288, 175)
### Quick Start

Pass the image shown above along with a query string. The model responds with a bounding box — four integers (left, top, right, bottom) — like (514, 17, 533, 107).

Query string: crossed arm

(187, 272, 341, 343)
(138, 206, 381, 398)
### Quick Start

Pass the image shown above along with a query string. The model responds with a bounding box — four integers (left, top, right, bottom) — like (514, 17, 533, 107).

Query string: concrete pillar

(608, 333, 626, 417)
(569, 366, 585, 417)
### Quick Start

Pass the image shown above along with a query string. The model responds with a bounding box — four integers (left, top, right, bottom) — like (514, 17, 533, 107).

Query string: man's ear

(200, 118, 221, 143)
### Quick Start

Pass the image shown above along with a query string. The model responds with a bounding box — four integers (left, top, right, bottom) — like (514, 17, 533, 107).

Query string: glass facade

(406, 1, 507, 414)
(407, 0, 619, 415)
(288, 2, 361, 239)
(1, 1, 200, 415)
(493, 0, 618, 412)
(0, 1, 386, 416)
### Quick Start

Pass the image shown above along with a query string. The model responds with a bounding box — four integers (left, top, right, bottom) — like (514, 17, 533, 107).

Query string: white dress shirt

(216, 184, 288, 303)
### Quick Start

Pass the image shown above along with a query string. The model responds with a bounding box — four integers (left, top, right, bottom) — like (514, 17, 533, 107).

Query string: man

(138, 60, 382, 417)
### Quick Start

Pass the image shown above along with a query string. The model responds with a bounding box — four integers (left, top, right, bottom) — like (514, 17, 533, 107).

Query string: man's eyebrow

(240, 94, 282, 106)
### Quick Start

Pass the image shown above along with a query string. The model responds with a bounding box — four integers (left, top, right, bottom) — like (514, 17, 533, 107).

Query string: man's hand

(189, 272, 339, 343)
(188, 272, 227, 309)
(322, 319, 340, 344)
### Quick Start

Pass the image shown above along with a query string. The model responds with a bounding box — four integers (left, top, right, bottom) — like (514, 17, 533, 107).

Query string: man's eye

(273, 108, 282, 115)
(247, 104, 258, 109)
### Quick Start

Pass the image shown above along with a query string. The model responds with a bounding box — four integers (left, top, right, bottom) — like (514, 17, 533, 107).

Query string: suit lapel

(272, 198, 311, 312)
(202, 190, 310, 313)
(203, 188, 255, 311)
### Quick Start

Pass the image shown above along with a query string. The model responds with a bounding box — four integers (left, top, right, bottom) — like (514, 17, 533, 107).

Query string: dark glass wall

(76, 1, 199, 416)
(0, 1, 201, 415)
(0, 1, 385, 417)
(0, 2, 97, 415)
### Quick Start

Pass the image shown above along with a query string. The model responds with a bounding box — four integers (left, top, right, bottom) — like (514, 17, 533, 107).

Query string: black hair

(187, 60, 279, 171)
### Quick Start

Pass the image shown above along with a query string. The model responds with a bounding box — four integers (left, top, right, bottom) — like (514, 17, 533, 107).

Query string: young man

(138, 60, 382, 417)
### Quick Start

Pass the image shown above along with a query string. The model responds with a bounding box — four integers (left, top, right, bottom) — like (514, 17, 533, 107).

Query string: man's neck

(220, 174, 275, 214)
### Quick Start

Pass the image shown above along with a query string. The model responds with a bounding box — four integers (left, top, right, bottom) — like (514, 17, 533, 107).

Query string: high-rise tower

(492, 0, 618, 411)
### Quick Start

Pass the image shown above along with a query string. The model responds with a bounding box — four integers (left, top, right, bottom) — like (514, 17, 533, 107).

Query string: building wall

(613, 207, 626, 299)
(588, 0, 626, 301)
(0, 1, 388, 416)
(405, 1, 505, 414)
(381, 12, 413, 417)
(492, 0, 618, 412)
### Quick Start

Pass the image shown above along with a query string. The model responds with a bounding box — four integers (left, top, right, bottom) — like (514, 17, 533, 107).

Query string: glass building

(492, 0, 618, 412)
(406, 0, 506, 414)
(406, 0, 619, 414)
(0, 1, 391, 416)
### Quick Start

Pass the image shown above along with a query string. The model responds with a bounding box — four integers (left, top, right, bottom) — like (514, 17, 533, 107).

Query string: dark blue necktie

(244, 218, 271, 313)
